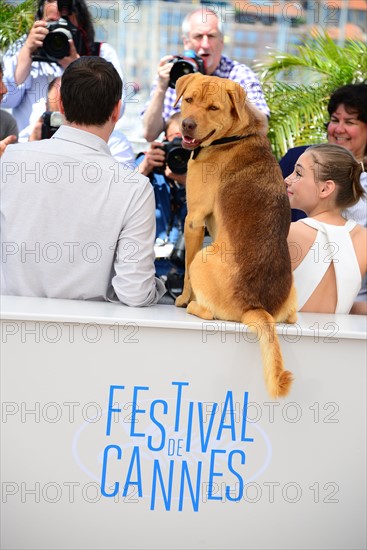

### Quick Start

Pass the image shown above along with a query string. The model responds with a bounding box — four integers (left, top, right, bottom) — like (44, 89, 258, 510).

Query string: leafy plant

(255, 32, 367, 159)
(0, 0, 37, 52)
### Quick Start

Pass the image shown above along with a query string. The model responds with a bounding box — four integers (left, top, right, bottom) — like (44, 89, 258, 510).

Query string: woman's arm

(350, 301, 367, 315)
(287, 222, 305, 271)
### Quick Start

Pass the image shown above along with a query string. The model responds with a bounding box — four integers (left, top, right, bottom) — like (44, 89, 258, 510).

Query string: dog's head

(174, 73, 257, 151)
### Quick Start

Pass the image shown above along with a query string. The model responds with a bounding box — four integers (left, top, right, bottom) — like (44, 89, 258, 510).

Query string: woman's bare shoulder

(287, 219, 313, 241)
(351, 223, 367, 247)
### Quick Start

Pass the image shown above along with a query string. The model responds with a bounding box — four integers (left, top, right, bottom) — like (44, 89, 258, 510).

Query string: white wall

(1, 295, 366, 549)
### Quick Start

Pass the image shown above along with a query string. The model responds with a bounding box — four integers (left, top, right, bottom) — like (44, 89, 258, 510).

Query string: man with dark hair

(1, 57, 165, 306)
(21, 76, 135, 165)
(60, 56, 122, 125)
(1, 0, 123, 132)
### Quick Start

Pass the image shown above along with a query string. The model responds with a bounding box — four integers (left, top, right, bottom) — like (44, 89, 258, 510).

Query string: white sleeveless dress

(293, 218, 362, 313)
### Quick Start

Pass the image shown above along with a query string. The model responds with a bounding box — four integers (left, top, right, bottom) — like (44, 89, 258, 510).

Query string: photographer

(136, 113, 187, 280)
(142, 8, 269, 142)
(2, 0, 123, 133)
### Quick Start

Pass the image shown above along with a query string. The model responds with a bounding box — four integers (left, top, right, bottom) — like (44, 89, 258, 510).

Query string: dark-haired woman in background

(280, 83, 367, 219)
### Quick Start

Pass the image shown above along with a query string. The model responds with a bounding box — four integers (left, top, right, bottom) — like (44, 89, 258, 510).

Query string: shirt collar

(52, 125, 112, 156)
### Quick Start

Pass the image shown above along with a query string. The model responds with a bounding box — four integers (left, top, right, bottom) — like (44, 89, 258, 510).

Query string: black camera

(156, 137, 191, 175)
(32, 17, 82, 63)
(169, 232, 185, 269)
(32, 0, 83, 63)
(168, 50, 205, 89)
(41, 111, 64, 139)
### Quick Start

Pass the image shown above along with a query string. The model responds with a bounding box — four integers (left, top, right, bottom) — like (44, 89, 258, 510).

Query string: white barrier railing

(1, 295, 366, 550)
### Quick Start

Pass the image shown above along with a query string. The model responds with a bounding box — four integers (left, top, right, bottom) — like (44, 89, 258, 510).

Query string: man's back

(1, 125, 163, 306)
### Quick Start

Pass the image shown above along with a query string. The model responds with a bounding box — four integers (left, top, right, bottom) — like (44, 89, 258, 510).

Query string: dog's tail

(241, 309, 293, 399)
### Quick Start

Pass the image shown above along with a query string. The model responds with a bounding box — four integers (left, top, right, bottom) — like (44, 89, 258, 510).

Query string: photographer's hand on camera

(157, 55, 174, 89)
(138, 142, 166, 176)
(15, 19, 79, 87)
(28, 117, 43, 142)
(25, 20, 49, 54)
(15, 21, 48, 85)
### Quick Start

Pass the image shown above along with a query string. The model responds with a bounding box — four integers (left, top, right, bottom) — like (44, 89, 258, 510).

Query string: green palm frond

(256, 32, 367, 83)
(0, 0, 37, 51)
(254, 32, 367, 158)
(264, 81, 329, 158)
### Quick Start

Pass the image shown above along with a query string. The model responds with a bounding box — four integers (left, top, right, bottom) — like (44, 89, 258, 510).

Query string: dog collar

(192, 134, 252, 160)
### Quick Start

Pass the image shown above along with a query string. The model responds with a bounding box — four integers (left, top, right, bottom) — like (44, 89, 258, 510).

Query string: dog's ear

(174, 73, 200, 106)
(226, 81, 249, 125)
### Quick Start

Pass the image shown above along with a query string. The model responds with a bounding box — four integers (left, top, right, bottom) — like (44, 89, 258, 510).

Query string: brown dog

(175, 72, 297, 399)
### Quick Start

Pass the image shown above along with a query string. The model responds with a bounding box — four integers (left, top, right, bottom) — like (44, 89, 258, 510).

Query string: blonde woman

(286, 144, 367, 314)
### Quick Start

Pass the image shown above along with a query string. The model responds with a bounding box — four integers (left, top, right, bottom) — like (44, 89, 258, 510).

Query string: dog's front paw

(187, 300, 214, 320)
(175, 293, 189, 308)
(175, 282, 192, 307)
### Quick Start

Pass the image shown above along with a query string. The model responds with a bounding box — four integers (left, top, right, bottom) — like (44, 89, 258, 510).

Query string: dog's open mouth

(182, 130, 216, 149)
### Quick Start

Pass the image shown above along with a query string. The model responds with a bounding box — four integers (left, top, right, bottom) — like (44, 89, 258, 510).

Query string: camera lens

(167, 147, 191, 174)
(43, 28, 71, 59)
(169, 59, 197, 89)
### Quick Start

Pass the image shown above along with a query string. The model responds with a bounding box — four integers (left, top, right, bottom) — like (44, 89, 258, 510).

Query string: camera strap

(192, 134, 255, 160)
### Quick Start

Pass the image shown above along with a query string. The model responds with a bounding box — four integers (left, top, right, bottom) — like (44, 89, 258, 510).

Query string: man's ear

(182, 34, 190, 50)
(320, 179, 336, 198)
(59, 98, 65, 116)
(111, 99, 122, 123)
